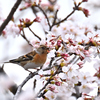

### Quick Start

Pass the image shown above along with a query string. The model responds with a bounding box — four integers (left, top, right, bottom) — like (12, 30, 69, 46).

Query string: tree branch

(28, 27, 41, 41)
(37, 66, 61, 98)
(34, 5, 51, 30)
(0, 0, 22, 36)
(50, 9, 59, 31)
(20, 29, 33, 46)
(48, 0, 57, 5)
(0, 65, 18, 95)
(53, 10, 75, 26)
(13, 71, 38, 100)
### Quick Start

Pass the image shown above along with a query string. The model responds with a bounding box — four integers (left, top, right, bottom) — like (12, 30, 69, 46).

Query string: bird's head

(36, 45, 50, 54)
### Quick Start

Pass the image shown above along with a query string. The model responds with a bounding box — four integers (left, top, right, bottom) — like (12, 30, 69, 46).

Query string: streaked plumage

(6, 45, 49, 71)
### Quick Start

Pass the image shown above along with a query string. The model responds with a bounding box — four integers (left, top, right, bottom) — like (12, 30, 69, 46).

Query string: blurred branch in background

(0, 65, 18, 95)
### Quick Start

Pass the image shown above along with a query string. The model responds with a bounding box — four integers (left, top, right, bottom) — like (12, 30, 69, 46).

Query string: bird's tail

(1, 59, 19, 65)
(9, 59, 21, 63)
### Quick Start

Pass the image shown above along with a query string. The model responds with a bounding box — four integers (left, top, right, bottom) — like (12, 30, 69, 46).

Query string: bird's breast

(23, 53, 47, 69)
(32, 53, 47, 64)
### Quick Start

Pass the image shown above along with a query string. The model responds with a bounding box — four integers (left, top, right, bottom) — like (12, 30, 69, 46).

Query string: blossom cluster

(1, 0, 100, 100)
(0, 20, 20, 38)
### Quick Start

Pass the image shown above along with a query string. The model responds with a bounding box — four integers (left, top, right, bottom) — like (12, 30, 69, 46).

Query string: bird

(5, 45, 50, 72)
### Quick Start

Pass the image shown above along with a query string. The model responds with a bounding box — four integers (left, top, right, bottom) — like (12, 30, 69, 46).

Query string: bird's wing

(9, 51, 37, 63)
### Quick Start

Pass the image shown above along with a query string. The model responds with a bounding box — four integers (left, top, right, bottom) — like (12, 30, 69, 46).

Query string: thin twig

(50, 1, 83, 29)
(73, 56, 80, 64)
(37, 66, 61, 98)
(54, 10, 75, 26)
(48, 0, 57, 5)
(69, 55, 77, 64)
(31, 6, 38, 17)
(42, 66, 54, 71)
(62, 41, 68, 52)
(0, 65, 18, 95)
(37, 78, 51, 97)
(33, 79, 37, 90)
(13, 71, 38, 100)
(48, 57, 55, 67)
(13, 65, 57, 100)
(34, 5, 51, 29)
(50, 9, 59, 31)
(0, 0, 22, 35)
(21, 29, 33, 46)
(52, 9, 58, 26)
(28, 27, 41, 40)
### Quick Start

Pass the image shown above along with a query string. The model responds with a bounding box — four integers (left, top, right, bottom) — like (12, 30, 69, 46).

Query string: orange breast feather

(33, 53, 47, 64)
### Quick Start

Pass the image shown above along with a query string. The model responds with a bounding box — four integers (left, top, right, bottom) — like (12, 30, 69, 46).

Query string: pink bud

(55, 81, 61, 86)
(34, 17, 41, 22)
(82, 8, 89, 17)
(68, 38, 73, 44)
(51, 41, 55, 45)
(25, 18, 31, 23)
(2, 31, 6, 37)
(48, 86, 55, 91)
(25, 3, 32, 7)
(39, 0, 42, 2)
(99, 67, 100, 73)
(57, 40, 62, 47)
(52, 35, 55, 37)
(61, 53, 69, 58)
(19, 19, 24, 23)
(77, 62, 83, 69)
(63, 57, 68, 60)
(64, 53, 69, 57)
(82, 0, 88, 2)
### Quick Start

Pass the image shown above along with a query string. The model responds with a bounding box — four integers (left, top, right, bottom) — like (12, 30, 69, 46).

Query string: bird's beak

(47, 47, 50, 53)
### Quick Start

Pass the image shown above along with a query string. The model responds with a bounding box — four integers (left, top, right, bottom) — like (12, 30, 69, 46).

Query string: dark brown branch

(50, 1, 83, 29)
(72, 86, 82, 98)
(0, 0, 22, 36)
(0, 66, 18, 95)
(34, 5, 51, 29)
(73, 57, 80, 64)
(52, 10, 58, 25)
(13, 65, 56, 99)
(48, 57, 55, 67)
(37, 66, 61, 98)
(21, 29, 33, 47)
(69, 55, 77, 64)
(33, 79, 37, 90)
(50, 9, 58, 30)
(53, 10, 75, 26)
(48, 0, 57, 5)
(13, 71, 38, 100)
(31, 6, 38, 17)
(62, 40, 68, 52)
(28, 27, 41, 40)
(37, 78, 51, 98)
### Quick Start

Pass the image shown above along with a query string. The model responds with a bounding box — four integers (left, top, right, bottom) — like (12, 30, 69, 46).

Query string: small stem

(34, 5, 51, 30)
(54, 10, 75, 26)
(28, 27, 41, 40)
(37, 66, 61, 98)
(50, 9, 58, 31)
(48, 0, 57, 5)
(13, 71, 38, 100)
(21, 29, 33, 47)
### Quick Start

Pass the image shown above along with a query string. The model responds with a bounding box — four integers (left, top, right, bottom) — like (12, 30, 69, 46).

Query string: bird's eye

(41, 46, 45, 49)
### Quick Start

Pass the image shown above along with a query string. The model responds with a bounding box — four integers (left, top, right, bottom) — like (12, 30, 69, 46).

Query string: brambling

(5, 45, 49, 72)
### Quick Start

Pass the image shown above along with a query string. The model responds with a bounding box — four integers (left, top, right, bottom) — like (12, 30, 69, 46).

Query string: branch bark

(0, 66, 18, 95)
(0, 0, 22, 36)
